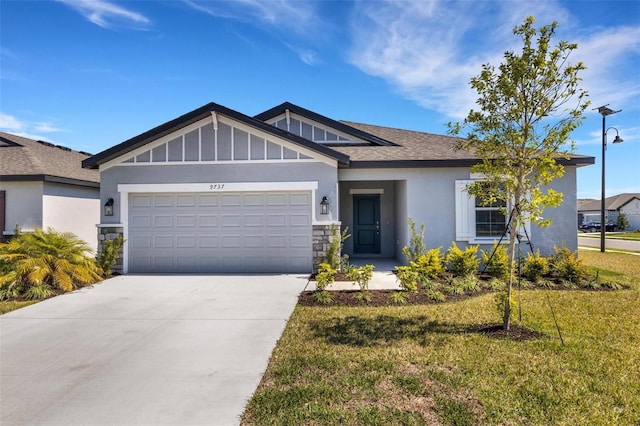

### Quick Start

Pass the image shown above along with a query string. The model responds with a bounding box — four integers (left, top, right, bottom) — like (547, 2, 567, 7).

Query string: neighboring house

(0, 132, 100, 251)
(578, 193, 640, 231)
(82, 101, 595, 274)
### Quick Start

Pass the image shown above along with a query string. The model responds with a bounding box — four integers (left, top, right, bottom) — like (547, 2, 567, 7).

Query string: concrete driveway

(1, 274, 307, 426)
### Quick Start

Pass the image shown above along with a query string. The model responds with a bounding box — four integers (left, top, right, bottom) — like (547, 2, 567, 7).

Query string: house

(578, 193, 640, 230)
(0, 132, 100, 251)
(82, 101, 595, 274)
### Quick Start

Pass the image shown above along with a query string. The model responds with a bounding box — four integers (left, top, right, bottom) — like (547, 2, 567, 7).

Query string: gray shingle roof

(333, 121, 596, 167)
(578, 193, 640, 211)
(0, 132, 99, 185)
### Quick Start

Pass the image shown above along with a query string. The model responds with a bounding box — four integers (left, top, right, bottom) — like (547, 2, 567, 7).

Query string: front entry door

(353, 195, 381, 254)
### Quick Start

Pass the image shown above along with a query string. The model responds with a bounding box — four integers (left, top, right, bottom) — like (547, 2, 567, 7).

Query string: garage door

(128, 191, 312, 273)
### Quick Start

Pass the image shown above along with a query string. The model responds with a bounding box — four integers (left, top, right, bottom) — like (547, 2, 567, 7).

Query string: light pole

(596, 105, 623, 252)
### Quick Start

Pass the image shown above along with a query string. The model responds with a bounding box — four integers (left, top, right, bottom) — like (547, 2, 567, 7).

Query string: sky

(1, 0, 638, 199)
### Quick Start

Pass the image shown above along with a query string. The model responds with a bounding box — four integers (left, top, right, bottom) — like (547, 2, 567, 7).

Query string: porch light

(320, 196, 329, 215)
(104, 198, 114, 216)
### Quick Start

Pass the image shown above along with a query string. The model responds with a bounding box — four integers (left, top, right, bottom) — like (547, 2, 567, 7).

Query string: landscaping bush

(480, 241, 510, 280)
(550, 245, 588, 285)
(314, 262, 336, 304)
(96, 234, 124, 277)
(522, 249, 549, 282)
(0, 228, 102, 300)
(395, 266, 419, 292)
(324, 224, 350, 271)
(402, 218, 427, 263)
(446, 243, 480, 277)
(413, 248, 445, 281)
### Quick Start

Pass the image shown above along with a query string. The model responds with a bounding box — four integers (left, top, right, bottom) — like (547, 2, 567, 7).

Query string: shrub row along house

(80, 101, 595, 274)
(0, 132, 100, 251)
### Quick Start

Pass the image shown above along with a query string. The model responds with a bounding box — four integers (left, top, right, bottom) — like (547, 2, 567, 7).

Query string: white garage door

(128, 191, 312, 273)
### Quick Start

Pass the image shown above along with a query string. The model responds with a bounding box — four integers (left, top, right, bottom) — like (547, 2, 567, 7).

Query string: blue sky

(1, 0, 638, 199)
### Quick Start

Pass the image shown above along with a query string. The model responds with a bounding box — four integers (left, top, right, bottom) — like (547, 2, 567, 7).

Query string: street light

(596, 105, 623, 252)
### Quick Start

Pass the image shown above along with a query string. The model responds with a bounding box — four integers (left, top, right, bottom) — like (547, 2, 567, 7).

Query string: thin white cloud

(0, 113, 24, 131)
(347, 0, 637, 122)
(0, 113, 65, 140)
(56, 0, 150, 30)
(33, 122, 65, 133)
(183, 0, 316, 35)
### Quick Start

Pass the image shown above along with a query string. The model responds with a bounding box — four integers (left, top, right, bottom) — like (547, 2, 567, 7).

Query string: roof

(332, 121, 595, 168)
(0, 132, 99, 187)
(578, 193, 640, 212)
(254, 102, 397, 147)
(82, 100, 596, 170)
(82, 102, 350, 169)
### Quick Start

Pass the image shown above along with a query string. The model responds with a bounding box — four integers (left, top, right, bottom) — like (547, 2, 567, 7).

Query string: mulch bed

(298, 289, 487, 307)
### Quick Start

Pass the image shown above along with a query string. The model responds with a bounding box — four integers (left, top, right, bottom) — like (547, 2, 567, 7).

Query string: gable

(268, 112, 361, 145)
(102, 114, 335, 170)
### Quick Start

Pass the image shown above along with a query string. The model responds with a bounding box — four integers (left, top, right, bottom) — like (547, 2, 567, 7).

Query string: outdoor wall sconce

(320, 196, 329, 215)
(104, 198, 114, 216)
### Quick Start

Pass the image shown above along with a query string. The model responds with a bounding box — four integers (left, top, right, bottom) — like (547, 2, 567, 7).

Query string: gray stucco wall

(339, 166, 580, 262)
(100, 162, 339, 224)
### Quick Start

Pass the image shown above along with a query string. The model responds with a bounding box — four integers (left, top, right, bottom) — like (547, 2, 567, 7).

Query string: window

(475, 195, 506, 237)
(455, 180, 522, 242)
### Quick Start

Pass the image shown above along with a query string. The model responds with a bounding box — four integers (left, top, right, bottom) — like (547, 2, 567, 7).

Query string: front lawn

(0, 300, 37, 315)
(241, 251, 640, 425)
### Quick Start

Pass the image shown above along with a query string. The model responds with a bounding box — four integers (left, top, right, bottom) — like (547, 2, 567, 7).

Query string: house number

(209, 184, 225, 190)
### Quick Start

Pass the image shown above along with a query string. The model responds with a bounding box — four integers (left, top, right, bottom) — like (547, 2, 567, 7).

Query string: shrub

(551, 245, 588, 285)
(324, 225, 350, 271)
(402, 218, 427, 263)
(315, 262, 336, 291)
(481, 241, 510, 280)
(446, 243, 479, 277)
(96, 234, 124, 277)
(522, 250, 549, 282)
(413, 248, 445, 281)
(617, 212, 629, 231)
(447, 274, 480, 293)
(388, 291, 408, 305)
(347, 264, 375, 292)
(425, 289, 446, 302)
(0, 228, 102, 299)
(354, 291, 372, 303)
(395, 266, 419, 292)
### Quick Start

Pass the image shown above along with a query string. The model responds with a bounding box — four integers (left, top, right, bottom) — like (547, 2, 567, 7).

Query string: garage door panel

(129, 191, 312, 273)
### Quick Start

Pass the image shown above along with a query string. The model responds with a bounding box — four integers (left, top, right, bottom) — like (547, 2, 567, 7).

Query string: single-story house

(0, 132, 100, 251)
(578, 193, 640, 230)
(82, 101, 595, 274)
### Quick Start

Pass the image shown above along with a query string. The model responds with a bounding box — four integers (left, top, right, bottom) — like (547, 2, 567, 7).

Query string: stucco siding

(42, 182, 100, 252)
(0, 181, 43, 234)
(340, 166, 580, 260)
(100, 162, 339, 224)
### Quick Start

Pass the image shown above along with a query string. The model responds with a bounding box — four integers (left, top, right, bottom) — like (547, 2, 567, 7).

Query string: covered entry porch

(338, 180, 407, 263)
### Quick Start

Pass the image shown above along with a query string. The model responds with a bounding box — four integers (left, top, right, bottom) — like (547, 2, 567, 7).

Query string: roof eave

(83, 102, 350, 169)
(0, 174, 100, 188)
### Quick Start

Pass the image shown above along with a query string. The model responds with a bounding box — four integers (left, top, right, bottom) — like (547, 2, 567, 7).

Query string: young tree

(448, 17, 589, 330)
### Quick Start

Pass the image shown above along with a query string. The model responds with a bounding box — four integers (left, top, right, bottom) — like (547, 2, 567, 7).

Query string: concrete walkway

(1, 274, 307, 426)
(305, 258, 402, 291)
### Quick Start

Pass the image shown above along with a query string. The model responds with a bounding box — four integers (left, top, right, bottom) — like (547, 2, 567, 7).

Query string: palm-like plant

(0, 228, 102, 298)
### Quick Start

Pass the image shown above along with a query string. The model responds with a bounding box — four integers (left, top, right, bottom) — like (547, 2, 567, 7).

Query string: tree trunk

(503, 209, 519, 331)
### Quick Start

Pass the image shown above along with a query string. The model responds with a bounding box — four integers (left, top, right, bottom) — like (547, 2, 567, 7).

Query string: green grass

(242, 251, 640, 425)
(580, 231, 640, 241)
(0, 300, 37, 315)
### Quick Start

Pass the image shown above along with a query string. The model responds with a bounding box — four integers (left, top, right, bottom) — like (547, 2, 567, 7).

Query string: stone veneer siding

(312, 224, 336, 270)
(97, 226, 124, 275)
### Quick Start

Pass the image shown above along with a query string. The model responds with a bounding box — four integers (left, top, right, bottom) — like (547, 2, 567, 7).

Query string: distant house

(0, 132, 100, 251)
(82, 101, 595, 274)
(578, 193, 640, 231)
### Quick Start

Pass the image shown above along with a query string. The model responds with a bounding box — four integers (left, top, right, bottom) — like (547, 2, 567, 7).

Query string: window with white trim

(456, 180, 515, 242)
